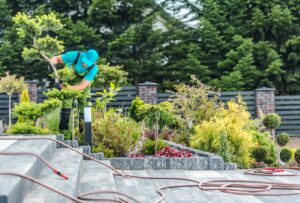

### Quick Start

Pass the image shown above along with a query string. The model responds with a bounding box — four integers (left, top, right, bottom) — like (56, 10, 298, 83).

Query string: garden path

(112, 169, 300, 203)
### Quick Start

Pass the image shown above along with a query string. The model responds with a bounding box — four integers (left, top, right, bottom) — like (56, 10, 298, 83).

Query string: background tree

(108, 15, 164, 84)
(3, 0, 300, 93)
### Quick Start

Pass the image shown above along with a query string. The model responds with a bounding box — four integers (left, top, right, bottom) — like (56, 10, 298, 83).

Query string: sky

(155, 0, 200, 27)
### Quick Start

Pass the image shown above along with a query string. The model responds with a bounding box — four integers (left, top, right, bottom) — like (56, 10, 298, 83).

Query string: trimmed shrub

(18, 89, 30, 123)
(20, 89, 30, 103)
(263, 113, 281, 129)
(13, 99, 61, 123)
(7, 123, 49, 134)
(276, 133, 289, 147)
(264, 157, 275, 165)
(92, 111, 141, 157)
(251, 147, 267, 162)
(280, 148, 292, 163)
(129, 97, 144, 122)
(141, 138, 169, 155)
(44, 88, 82, 100)
(191, 99, 255, 168)
(93, 143, 114, 158)
(252, 131, 276, 164)
(41, 108, 60, 133)
(295, 149, 300, 165)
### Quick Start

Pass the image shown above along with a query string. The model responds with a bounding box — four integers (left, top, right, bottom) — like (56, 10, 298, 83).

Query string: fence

(1, 81, 300, 136)
(0, 94, 19, 124)
(37, 86, 138, 111)
(275, 95, 300, 135)
(158, 91, 256, 116)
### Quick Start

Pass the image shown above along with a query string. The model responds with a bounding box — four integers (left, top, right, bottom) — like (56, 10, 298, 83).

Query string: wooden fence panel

(275, 95, 300, 136)
(37, 86, 137, 112)
(157, 91, 256, 116)
(0, 93, 19, 124)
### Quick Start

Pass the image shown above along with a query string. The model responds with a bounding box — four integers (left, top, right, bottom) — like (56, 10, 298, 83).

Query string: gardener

(50, 49, 99, 138)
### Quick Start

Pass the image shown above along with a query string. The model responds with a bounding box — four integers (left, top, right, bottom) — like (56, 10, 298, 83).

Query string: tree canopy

(1, 0, 300, 94)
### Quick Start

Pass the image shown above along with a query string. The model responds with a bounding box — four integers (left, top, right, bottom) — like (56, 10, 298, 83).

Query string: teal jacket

(62, 51, 98, 81)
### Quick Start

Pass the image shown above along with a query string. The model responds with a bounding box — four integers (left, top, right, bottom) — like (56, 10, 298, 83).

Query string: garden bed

(110, 141, 237, 170)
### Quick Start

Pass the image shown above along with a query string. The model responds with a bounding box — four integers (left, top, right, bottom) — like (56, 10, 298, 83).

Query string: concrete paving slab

(111, 169, 300, 203)
(114, 170, 213, 203)
(80, 160, 116, 192)
(258, 171, 300, 203)
(0, 138, 18, 151)
(0, 136, 56, 203)
(22, 148, 83, 203)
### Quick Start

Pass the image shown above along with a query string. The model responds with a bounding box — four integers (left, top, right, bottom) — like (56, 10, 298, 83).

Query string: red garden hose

(244, 168, 300, 176)
(0, 172, 81, 203)
(264, 167, 285, 172)
(78, 190, 143, 203)
(0, 151, 68, 179)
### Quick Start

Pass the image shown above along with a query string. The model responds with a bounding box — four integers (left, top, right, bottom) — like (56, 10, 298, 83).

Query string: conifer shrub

(263, 113, 281, 129)
(280, 148, 292, 163)
(191, 98, 255, 168)
(276, 133, 289, 147)
(294, 149, 300, 165)
(251, 147, 267, 162)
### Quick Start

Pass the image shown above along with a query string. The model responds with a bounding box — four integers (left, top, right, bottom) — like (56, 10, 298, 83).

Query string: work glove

(54, 82, 62, 90)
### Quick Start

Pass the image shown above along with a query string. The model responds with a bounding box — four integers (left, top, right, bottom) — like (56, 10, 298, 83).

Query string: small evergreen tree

(0, 73, 26, 129)
(20, 89, 30, 103)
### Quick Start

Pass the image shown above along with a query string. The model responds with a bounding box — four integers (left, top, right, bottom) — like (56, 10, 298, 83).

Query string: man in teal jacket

(50, 49, 99, 138)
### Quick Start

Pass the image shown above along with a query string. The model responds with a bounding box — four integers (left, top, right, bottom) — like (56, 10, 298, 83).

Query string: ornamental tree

(0, 73, 26, 129)
(12, 12, 64, 82)
(137, 102, 177, 153)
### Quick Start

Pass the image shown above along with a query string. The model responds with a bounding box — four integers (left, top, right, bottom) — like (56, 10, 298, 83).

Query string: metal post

(84, 97, 92, 148)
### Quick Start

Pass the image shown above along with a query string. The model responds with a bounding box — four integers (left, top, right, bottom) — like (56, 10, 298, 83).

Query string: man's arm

(66, 79, 90, 91)
(50, 55, 64, 65)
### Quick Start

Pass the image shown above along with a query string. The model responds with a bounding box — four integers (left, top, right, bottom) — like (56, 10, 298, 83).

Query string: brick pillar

(138, 81, 158, 104)
(25, 80, 38, 102)
(255, 87, 275, 117)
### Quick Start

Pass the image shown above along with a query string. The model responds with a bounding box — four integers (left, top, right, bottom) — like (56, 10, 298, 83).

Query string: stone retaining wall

(110, 141, 237, 170)
(110, 156, 227, 170)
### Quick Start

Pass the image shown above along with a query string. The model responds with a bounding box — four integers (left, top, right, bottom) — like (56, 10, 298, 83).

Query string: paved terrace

(110, 169, 300, 203)
(1, 136, 300, 203)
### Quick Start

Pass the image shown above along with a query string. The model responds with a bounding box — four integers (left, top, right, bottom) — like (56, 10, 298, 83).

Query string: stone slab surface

(112, 169, 300, 203)
(0, 138, 18, 151)
(79, 160, 117, 202)
(0, 136, 56, 203)
(22, 148, 83, 203)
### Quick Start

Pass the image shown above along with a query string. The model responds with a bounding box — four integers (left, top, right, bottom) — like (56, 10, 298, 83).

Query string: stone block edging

(109, 140, 237, 170)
